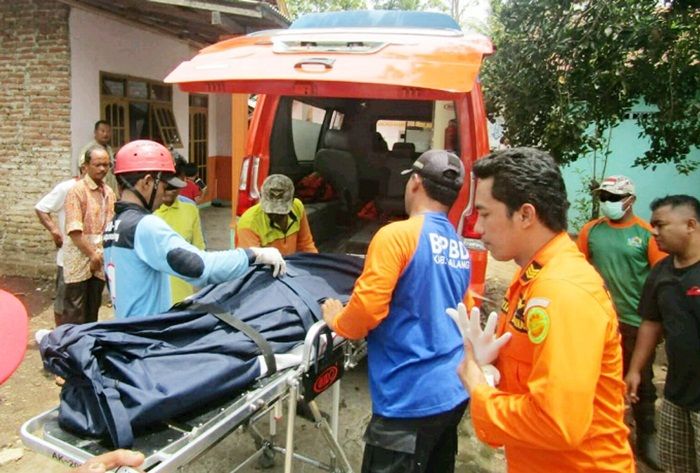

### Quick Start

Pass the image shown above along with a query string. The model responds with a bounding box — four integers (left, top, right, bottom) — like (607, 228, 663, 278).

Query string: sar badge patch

(525, 299, 551, 344)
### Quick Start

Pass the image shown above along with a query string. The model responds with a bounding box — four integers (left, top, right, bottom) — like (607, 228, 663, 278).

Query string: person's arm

(469, 283, 610, 450)
(198, 185, 207, 202)
(192, 183, 203, 204)
(626, 266, 664, 401)
(624, 321, 663, 403)
(35, 181, 71, 248)
(324, 220, 416, 340)
(35, 209, 62, 248)
(296, 211, 318, 253)
(134, 215, 285, 283)
(65, 187, 102, 273)
(69, 231, 102, 273)
(71, 449, 144, 473)
(135, 215, 251, 285)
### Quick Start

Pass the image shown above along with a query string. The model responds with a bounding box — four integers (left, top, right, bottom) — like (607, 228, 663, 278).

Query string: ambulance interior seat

(374, 150, 412, 217)
(390, 141, 416, 160)
(304, 130, 361, 245)
(356, 131, 390, 201)
(313, 130, 360, 215)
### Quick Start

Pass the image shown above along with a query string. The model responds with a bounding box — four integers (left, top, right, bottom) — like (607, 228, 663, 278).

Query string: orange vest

(470, 233, 634, 472)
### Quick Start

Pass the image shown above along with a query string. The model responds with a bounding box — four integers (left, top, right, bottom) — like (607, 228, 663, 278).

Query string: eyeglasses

(599, 193, 629, 203)
(165, 184, 180, 191)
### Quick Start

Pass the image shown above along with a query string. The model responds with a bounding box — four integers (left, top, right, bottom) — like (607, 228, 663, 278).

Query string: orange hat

(0, 289, 28, 384)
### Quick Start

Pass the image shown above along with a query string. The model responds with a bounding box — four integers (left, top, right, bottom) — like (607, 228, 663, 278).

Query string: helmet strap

(147, 172, 162, 211)
(117, 173, 161, 212)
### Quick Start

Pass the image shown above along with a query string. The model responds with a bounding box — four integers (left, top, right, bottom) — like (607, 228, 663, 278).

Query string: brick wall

(0, 0, 71, 278)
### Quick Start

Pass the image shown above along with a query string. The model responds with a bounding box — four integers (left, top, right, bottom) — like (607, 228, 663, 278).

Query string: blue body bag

(40, 254, 363, 448)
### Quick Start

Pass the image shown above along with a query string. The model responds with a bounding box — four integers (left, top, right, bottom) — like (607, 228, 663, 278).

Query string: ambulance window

(376, 120, 433, 154)
(291, 100, 326, 162)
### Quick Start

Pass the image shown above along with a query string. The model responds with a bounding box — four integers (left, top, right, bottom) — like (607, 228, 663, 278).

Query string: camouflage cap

(260, 174, 295, 214)
(594, 175, 636, 196)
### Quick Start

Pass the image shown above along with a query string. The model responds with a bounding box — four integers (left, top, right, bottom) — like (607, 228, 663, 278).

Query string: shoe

(35, 328, 52, 345)
(637, 433, 663, 471)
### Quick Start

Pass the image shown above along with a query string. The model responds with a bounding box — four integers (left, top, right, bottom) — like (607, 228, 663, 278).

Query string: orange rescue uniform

(236, 198, 317, 256)
(470, 233, 634, 472)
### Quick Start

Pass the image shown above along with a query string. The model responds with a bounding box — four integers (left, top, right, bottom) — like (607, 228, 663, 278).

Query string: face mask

(600, 199, 627, 220)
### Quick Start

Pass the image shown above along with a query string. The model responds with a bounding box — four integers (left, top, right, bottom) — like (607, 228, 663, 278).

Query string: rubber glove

(250, 247, 287, 277)
(446, 303, 512, 366)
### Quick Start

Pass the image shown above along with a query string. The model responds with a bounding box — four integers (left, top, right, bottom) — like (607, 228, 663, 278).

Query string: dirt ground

(0, 208, 658, 471)
(0, 267, 509, 473)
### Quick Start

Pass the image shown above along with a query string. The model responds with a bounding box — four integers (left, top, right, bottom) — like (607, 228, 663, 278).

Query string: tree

(448, 0, 489, 32)
(286, 0, 367, 19)
(630, 6, 700, 173)
(373, 0, 445, 11)
(285, 0, 456, 20)
(483, 0, 699, 175)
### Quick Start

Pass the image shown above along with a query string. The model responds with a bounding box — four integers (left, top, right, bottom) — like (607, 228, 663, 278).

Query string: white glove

(446, 303, 512, 366)
(250, 247, 287, 277)
(482, 364, 501, 387)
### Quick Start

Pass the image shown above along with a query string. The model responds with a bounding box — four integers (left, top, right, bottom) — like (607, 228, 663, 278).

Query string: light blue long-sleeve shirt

(104, 202, 253, 318)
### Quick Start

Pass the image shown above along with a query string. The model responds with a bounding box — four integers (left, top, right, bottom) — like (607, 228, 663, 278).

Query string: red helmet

(114, 140, 175, 175)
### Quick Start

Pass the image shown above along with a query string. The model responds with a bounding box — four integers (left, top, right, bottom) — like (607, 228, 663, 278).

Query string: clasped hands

(446, 303, 511, 390)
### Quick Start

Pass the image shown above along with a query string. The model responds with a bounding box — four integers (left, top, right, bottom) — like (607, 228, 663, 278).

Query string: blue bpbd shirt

(333, 212, 471, 417)
(103, 202, 253, 318)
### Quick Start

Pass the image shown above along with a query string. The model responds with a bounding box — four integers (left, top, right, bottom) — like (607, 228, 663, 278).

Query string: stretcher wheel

(257, 445, 276, 469)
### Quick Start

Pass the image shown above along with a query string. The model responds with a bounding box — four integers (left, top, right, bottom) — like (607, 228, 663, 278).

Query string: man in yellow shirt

(154, 172, 205, 304)
(237, 174, 317, 255)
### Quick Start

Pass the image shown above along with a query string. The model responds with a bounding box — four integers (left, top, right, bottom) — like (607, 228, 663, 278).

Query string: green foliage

(568, 168, 599, 233)
(286, 0, 449, 20)
(483, 0, 699, 174)
(630, 8, 700, 174)
(286, 0, 368, 19)
(373, 0, 445, 10)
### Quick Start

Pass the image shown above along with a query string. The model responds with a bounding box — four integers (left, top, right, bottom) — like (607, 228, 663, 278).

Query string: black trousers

(620, 322, 657, 434)
(61, 276, 104, 326)
(361, 400, 468, 473)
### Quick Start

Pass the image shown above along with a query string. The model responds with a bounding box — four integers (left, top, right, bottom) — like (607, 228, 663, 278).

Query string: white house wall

(69, 7, 227, 173)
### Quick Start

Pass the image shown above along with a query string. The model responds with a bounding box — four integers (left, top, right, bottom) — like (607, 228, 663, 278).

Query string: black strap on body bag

(184, 302, 277, 375)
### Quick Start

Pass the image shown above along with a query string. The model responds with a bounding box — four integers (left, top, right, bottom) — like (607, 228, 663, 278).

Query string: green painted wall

(562, 116, 700, 232)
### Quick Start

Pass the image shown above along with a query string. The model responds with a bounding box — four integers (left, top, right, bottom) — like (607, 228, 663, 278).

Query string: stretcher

(22, 320, 367, 473)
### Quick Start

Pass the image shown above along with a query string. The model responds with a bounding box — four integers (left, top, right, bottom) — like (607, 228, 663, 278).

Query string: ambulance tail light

(236, 155, 261, 216)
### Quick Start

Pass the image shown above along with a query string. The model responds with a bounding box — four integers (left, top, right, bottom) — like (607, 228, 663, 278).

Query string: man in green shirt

(578, 175, 666, 470)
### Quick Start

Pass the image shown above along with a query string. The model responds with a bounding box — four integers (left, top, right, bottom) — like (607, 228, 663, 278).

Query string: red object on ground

(0, 289, 29, 384)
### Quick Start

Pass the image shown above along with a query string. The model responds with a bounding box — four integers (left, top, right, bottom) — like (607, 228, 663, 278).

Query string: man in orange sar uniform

(456, 147, 634, 472)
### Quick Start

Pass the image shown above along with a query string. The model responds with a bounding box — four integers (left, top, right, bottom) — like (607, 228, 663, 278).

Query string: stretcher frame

(21, 321, 367, 473)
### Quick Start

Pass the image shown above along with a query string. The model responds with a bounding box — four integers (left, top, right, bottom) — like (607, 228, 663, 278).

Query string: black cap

(401, 150, 465, 191)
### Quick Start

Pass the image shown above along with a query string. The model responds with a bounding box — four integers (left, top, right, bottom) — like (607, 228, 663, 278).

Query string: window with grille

(189, 94, 208, 182)
(100, 73, 182, 149)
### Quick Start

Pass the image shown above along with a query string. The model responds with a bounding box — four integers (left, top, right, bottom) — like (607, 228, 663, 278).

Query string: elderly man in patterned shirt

(62, 145, 116, 326)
